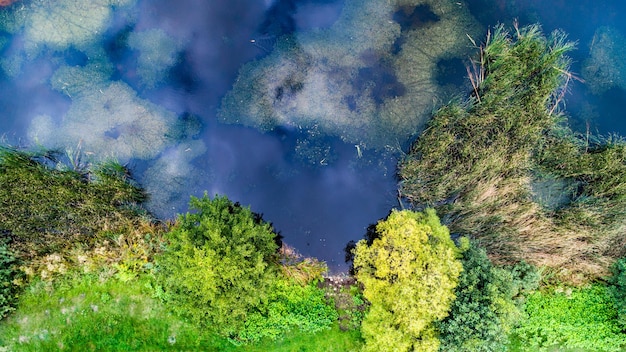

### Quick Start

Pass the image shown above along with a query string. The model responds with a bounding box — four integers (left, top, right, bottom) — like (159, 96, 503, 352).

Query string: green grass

(0, 146, 146, 257)
(0, 270, 362, 351)
(0, 272, 228, 351)
(241, 324, 362, 352)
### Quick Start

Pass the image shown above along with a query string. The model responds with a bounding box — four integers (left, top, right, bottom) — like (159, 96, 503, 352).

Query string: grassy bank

(0, 270, 363, 351)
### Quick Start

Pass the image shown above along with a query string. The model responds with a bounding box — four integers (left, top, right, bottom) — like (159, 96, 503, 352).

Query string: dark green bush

(438, 241, 539, 352)
(0, 240, 21, 320)
(608, 257, 626, 329)
(157, 194, 282, 339)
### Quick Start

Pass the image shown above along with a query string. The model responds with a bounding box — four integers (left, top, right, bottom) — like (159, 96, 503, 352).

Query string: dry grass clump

(278, 243, 328, 285)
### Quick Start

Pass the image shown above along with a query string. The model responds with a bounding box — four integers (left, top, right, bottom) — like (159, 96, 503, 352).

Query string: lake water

(0, 0, 624, 272)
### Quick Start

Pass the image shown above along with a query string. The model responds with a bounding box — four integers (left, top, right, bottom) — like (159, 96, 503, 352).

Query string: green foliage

(438, 242, 539, 352)
(0, 266, 358, 351)
(156, 194, 281, 338)
(238, 279, 338, 342)
(353, 209, 462, 352)
(608, 257, 626, 329)
(0, 241, 21, 320)
(515, 285, 626, 352)
(0, 146, 145, 256)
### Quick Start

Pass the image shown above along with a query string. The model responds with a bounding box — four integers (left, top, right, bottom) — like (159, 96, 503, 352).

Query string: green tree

(157, 194, 281, 339)
(353, 209, 462, 352)
(438, 241, 539, 352)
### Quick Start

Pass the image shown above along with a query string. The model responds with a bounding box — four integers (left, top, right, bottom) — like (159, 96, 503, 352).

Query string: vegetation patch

(156, 194, 336, 343)
(0, 240, 21, 320)
(0, 272, 232, 351)
(399, 24, 626, 283)
(514, 285, 626, 351)
(0, 146, 146, 257)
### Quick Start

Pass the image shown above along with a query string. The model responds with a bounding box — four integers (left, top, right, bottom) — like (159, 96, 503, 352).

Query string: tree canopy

(157, 194, 281, 338)
(438, 241, 539, 352)
(353, 209, 462, 352)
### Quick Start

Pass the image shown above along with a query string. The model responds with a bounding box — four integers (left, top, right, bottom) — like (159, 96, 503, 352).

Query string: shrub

(237, 279, 338, 343)
(0, 240, 21, 320)
(353, 209, 462, 352)
(608, 257, 626, 329)
(156, 194, 281, 339)
(438, 241, 539, 352)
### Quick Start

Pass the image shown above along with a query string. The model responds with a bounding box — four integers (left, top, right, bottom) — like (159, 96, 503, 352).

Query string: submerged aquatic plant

(400, 23, 626, 283)
(582, 26, 626, 95)
(30, 63, 179, 161)
(127, 28, 185, 89)
(219, 0, 481, 151)
(0, 0, 135, 55)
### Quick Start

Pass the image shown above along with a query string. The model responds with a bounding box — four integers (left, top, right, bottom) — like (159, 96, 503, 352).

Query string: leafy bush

(608, 257, 626, 329)
(0, 240, 21, 320)
(353, 209, 462, 352)
(438, 241, 539, 352)
(237, 279, 338, 343)
(156, 194, 282, 339)
(515, 285, 626, 351)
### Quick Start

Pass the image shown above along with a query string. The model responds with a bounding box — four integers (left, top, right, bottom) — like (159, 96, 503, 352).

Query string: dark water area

(0, 0, 624, 272)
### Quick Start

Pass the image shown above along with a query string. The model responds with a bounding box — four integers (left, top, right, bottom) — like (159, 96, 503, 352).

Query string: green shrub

(238, 279, 338, 343)
(0, 240, 21, 320)
(156, 194, 281, 339)
(515, 285, 626, 351)
(608, 257, 626, 329)
(438, 242, 539, 352)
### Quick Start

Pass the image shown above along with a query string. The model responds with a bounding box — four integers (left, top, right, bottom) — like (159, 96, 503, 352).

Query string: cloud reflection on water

(0, 0, 402, 271)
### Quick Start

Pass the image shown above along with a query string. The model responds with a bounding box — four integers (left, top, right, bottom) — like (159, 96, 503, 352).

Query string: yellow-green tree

(353, 209, 462, 352)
